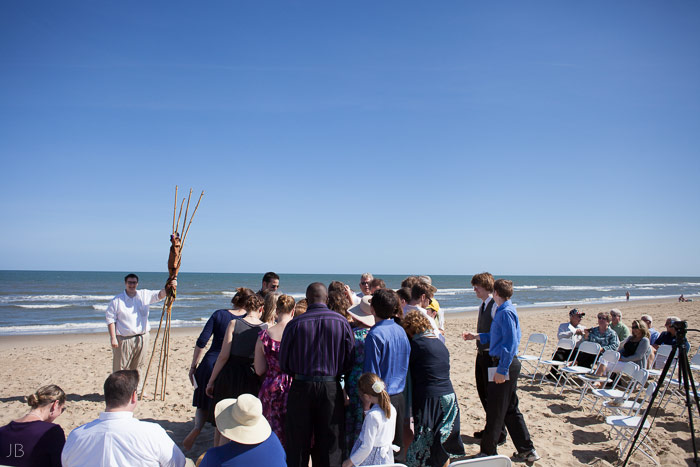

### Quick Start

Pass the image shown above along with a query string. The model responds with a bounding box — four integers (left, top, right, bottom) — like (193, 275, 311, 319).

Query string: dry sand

(1, 298, 698, 466)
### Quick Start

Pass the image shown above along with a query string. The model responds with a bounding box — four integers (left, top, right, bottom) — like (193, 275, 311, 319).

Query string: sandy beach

(1, 298, 698, 466)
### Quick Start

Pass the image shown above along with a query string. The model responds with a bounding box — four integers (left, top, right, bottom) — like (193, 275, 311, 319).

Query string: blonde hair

(262, 292, 281, 324)
(294, 299, 308, 316)
(631, 319, 650, 339)
(26, 385, 65, 409)
(276, 294, 296, 316)
(358, 373, 391, 419)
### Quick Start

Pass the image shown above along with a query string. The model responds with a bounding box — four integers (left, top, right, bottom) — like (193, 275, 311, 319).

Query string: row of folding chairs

(362, 455, 513, 466)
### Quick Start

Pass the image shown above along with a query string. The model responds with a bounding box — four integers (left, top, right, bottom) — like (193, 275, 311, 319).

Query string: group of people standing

(184, 273, 467, 467)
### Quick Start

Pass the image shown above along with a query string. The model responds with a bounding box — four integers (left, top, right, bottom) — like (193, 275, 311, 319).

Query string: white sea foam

(632, 283, 680, 288)
(0, 318, 210, 336)
(15, 304, 71, 309)
(435, 288, 472, 296)
(0, 294, 114, 303)
(92, 305, 108, 311)
(547, 286, 614, 292)
(514, 285, 538, 290)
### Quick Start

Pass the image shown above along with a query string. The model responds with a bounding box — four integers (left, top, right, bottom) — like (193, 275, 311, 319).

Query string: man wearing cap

(363, 289, 410, 462)
(280, 282, 355, 467)
(550, 309, 587, 374)
(199, 395, 286, 467)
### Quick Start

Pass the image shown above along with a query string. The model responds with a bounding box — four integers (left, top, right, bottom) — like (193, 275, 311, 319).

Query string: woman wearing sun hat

(198, 394, 286, 467)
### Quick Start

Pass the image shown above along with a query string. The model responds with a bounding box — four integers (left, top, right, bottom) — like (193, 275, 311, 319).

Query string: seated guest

(596, 319, 651, 380)
(0, 385, 66, 467)
(652, 316, 690, 369)
(62, 370, 188, 467)
(609, 309, 630, 341)
(554, 309, 587, 359)
(199, 395, 286, 467)
(579, 312, 620, 368)
(641, 315, 659, 345)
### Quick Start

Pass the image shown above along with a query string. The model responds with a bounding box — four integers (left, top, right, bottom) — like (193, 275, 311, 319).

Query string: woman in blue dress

(182, 287, 255, 451)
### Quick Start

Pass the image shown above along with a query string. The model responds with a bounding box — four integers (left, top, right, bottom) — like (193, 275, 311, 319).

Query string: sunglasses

(598, 317, 608, 321)
(360, 281, 371, 285)
(631, 325, 639, 329)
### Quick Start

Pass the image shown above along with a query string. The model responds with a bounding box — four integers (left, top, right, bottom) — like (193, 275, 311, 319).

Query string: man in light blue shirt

(364, 288, 410, 463)
(464, 279, 540, 462)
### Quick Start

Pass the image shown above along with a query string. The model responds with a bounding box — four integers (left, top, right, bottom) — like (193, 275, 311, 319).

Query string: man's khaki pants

(113, 333, 150, 374)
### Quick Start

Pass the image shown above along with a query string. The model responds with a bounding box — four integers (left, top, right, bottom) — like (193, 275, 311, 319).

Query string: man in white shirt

(62, 370, 190, 467)
(551, 309, 587, 368)
(106, 274, 173, 374)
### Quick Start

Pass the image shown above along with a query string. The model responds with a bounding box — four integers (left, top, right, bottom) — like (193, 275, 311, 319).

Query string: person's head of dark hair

(328, 281, 347, 295)
(396, 287, 411, 304)
(124, 273, 139, 283)
(327, 291, 351, 319)
(493, 279, 514, 300)
(243, 294, 264, 313)
(369, 278, 386, 292)
(410, 282, 436, 301)
(262, 272, 280, 284)
(371, 288, 398, 319)
(306, 282, 328, 305)
(401, 276, 420, 289)
(104, 370, 139, 409)
(231, 287, 255, 308)
(470, 272, 494, 292)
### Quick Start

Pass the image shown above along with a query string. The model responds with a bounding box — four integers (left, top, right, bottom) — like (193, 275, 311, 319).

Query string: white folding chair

(600, 368, 650, 417)
(690, 353, 700, 372)
(517, 332, 548, 381)
(451, 455, 512, 466)
(605, 382, 659, 465)
(577, 355, 628, 407)
(648, 344, 673, 375)
(538, 338, 575, 386)
(556, 341, 601, 394)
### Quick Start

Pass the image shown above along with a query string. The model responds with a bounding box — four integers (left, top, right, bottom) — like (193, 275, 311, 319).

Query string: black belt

(294, 374, 338, 382)
(477, 348, 490, 356)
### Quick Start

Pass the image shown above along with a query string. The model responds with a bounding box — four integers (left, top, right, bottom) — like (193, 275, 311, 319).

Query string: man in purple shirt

(280, 282, 354, 467)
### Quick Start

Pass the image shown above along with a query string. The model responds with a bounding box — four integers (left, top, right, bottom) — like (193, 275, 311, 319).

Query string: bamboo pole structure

(141, 187, 203, 401)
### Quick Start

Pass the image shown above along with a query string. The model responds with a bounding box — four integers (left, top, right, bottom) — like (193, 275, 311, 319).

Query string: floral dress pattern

(258, 328, 292, 447)
(345, 327, 370, 457)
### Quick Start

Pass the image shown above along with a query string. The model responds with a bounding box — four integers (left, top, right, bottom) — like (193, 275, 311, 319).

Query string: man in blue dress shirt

(364, 288, 410, 462)
(464, 279, 540, 462)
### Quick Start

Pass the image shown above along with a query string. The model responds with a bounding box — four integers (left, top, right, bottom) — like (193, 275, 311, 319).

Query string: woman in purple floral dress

(254, 294, 295, 447)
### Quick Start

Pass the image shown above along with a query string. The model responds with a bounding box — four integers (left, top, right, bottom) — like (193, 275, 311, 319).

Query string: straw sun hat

(347, 295, 375, 327)
(214, 394, 271, 445)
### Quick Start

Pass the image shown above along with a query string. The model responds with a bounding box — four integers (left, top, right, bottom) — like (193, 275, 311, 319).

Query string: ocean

(0, 270, 698, 336)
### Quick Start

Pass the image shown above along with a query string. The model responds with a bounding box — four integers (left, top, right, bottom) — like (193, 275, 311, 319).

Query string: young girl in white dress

(342, 373, 397, 467)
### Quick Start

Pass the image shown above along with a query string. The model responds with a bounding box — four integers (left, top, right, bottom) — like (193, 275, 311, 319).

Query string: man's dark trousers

(285, 379, 345, 467)
(481, 358, 535, 455)
(476, 350, 507, 440)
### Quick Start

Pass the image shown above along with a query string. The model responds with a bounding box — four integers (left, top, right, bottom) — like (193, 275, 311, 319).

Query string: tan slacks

(112, 333, 150, 374)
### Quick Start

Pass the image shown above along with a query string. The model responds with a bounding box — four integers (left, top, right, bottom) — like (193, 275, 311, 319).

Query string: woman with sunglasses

(594, 320, 651, 382)
(580, 312, 620, 368)
(0, 385, 66, 467)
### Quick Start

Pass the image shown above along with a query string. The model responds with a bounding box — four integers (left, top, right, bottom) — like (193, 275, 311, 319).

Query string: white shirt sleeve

(105, 297, 117, 325)
(350, 410, 381, 466)
(145, 289, 163, 305)
(558, 323, 573, 340)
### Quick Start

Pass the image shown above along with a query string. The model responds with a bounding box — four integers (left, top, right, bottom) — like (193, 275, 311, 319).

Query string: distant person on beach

(609, 309, 630, 341)
(257, 272, 280, 298)
(280, 282, 355, 467)
(106, 273, 174, 382)
(465, 272, 506, 444)
(463, 279, 540, 462)
(62, 370, 189, 467)
(183, 287, 254, 451)
(363, 289, 410, 463)
(357, 273, 374, 298)
(679, 294, 687, 302)
(199, 395, 286, 467)
(626, 291, 630, 301)
(0, 384, 66, 467)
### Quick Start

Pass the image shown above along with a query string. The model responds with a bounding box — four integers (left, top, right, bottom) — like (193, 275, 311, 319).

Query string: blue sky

(1, 1, 699, 276)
